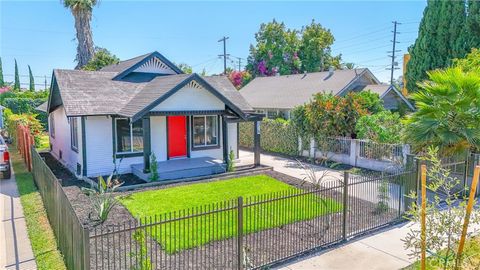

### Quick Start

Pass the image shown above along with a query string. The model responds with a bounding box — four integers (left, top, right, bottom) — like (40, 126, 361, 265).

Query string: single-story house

(46, 51, 261, 181)
(240, 68, 414, 119)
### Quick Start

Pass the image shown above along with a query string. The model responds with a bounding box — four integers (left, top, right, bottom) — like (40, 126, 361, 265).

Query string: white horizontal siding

(84, 116, 143, 177)
(151, 85, 224, 111)
(49, 106, 81, 175)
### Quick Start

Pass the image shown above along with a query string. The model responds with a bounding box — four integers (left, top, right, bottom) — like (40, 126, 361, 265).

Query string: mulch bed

(39, 151, 401, 270)
(90, 173, 147, 186)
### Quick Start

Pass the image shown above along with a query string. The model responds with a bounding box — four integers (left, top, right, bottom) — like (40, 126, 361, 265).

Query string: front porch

(131, 157, 226, 181)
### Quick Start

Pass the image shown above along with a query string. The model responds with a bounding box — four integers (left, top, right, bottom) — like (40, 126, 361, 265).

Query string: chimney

(328, 66, 335, 76)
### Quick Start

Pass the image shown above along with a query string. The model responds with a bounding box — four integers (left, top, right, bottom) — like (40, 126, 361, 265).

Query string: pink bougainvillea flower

(0, 86, 10, 94)
(257, 60, 267, 75)
(268, 51, 273, 59)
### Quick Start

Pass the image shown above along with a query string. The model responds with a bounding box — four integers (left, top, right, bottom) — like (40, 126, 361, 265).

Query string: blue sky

(0, 0, 426, 89)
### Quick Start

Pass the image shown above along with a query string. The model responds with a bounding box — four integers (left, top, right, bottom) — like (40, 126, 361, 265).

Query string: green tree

(406, 0, 480, 93)
(356, 111, 403, 144)
(63, 0, 98, 69)
(14, 59, 20, 90)
(299, 20, 335, 72)
(298, 20, 335, 72)
(247, 20, 342, 77)
(403, 67, 480, 155)
(82, 47, 119, 71)
(28, 65, 34, 91)
(0, 57, 4, 87)
(465, 0, 480, 50)
(355, 90, 384, 114)
(176, 63, 192, 74)
(453, 48, 480, 72)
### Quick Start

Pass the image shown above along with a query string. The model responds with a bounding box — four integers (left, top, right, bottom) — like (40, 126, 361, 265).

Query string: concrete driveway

(238, 150, 343, 182)
(0, 168, 37, 270)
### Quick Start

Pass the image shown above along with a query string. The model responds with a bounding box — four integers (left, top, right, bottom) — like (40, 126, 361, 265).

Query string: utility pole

(218, 36, 230, 74)
(44, 75, 47, 90)
(233, 56, 243, 71)
(387, 21, 401, 85)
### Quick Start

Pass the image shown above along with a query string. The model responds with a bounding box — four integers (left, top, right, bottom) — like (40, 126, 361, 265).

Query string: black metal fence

(89, 170, 417, 270)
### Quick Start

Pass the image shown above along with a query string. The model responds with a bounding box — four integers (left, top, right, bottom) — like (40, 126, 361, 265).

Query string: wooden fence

(16, 124, 35, 171)
(31, 147, 90, 270)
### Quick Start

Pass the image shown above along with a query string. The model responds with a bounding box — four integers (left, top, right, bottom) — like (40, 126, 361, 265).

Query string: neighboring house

(358, 83, 414, 111)
(46, 51, 260, 181)
(240, 68, 414, 119)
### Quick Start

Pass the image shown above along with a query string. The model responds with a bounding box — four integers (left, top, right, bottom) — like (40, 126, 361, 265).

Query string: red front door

(167, 116, 187, 158)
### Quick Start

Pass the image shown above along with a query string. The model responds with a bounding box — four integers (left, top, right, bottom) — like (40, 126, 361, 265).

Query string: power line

(334, 26, 392, 44)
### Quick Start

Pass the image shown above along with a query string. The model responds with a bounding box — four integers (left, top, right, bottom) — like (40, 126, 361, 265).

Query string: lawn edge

(11, 149, 67, 270)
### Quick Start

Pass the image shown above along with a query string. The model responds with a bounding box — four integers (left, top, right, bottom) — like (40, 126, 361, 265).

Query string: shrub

(355, 111, 403, 144)
(227, 149, 235, 172)
(239, 119, 299, 156)
(82, 174, 123, 223)
(149, 153, 159, 181)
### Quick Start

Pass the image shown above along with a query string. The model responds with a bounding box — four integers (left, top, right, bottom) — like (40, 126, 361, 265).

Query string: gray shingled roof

(240, 69, 369, 109)
(51, 69, 253, 119)
(100, 53, 151, 73)
(36, 101, 48, 112)
(360, 84, 391, 96)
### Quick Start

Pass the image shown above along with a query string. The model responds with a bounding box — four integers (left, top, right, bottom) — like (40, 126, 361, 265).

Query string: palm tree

(403, 67, 480, 155)
(63, 0, 97, 69)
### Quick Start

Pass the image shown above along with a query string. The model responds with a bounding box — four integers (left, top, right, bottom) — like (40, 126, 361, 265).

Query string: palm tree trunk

(72, 8, 94, 69)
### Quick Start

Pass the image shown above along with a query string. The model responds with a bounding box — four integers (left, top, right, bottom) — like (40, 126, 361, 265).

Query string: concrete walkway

(0, 169, 37, 270)
(238, 150, 343, 182)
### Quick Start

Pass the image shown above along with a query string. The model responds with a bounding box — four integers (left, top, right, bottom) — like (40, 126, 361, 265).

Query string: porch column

(254, 120, 261, 166)
(222, 117, 229, 163)
(142, 116, 151, 173)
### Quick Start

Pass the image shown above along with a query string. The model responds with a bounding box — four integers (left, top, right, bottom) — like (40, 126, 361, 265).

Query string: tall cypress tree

(28, 65, 35, 91)
(406, 0, 473, 92)
(14, 59, 20, 90)
(465, 0, 480, 50)
(0, 57, 4, 87)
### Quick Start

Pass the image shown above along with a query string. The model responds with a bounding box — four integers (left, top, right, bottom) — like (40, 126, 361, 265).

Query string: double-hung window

(70, 117, 78, 152)
(115, 118, 143, 154)
(192, 115, 219, 148)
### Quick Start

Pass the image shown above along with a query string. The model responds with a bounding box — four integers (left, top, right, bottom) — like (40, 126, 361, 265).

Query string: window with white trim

(70, 117, 78, 151)
(115, 118, 143, 153)
(192, 115, 219, 148)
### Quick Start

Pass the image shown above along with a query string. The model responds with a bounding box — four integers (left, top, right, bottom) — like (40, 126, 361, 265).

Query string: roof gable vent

(134, 57, 177, 75)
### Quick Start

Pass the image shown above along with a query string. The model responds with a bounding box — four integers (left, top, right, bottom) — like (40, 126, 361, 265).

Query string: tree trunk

(72, 9, 94, 69)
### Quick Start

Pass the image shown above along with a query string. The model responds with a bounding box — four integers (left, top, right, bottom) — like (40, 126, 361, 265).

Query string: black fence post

(237, 196, 244, 270)
(342, 172, 349, 241)
(463, 152, 469, 197)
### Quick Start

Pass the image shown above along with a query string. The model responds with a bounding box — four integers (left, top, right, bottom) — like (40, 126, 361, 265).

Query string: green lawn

(404, 236, 480, 269)
(11, 150, 66, 270)
(118, 175, 342, 253)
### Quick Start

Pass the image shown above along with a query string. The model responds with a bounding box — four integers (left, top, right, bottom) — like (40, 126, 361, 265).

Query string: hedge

(239, 119, 299, 156)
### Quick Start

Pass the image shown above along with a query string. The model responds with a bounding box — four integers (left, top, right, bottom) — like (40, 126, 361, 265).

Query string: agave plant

(82, 174, 123, 223)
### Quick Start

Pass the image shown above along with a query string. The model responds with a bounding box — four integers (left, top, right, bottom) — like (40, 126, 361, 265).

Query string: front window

(192, 115, 219, 148)
(116, 118, 143, 153)
(70, 117, 78, 151)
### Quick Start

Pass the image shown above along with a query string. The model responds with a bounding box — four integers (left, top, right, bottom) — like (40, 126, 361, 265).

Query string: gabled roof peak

(100, 51, 183, 80)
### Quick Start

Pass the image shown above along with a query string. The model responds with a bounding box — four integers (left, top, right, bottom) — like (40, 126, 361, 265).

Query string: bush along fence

(31, 140, 417, 270)
(238, 121, 410, 172)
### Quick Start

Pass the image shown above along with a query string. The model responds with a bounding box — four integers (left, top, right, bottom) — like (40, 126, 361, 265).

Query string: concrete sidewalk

(0, 169, 37, 270)
(276, 222, 415, 270)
